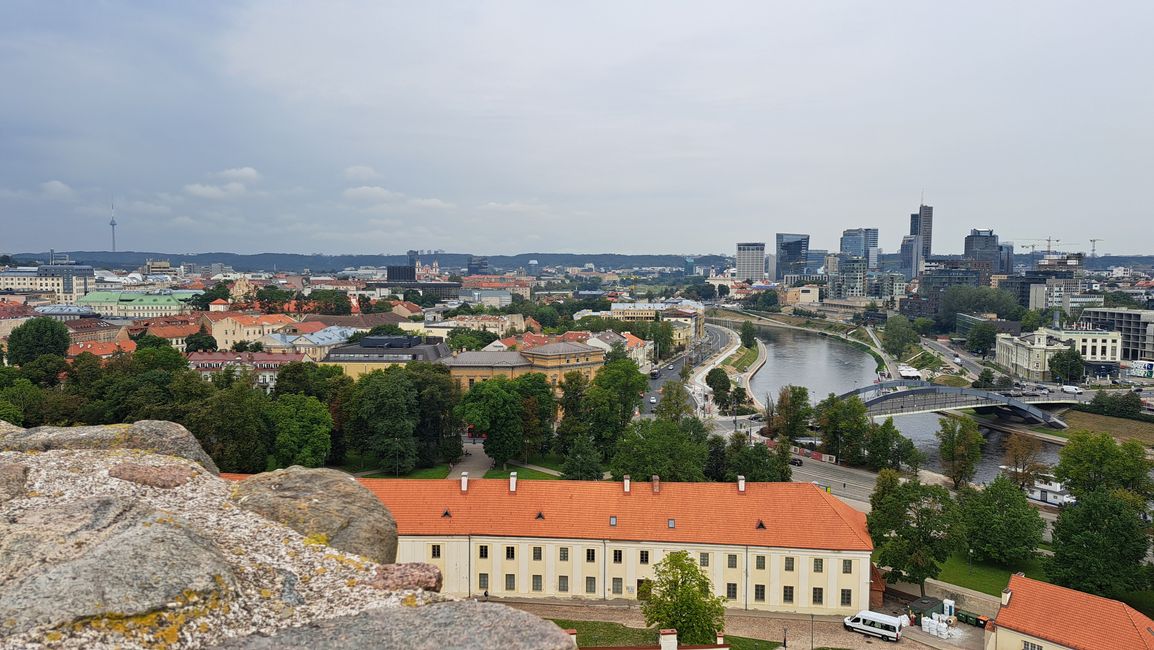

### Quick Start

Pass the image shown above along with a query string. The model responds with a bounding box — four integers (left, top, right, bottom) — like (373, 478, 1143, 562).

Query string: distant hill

(12, 251, 730, 273)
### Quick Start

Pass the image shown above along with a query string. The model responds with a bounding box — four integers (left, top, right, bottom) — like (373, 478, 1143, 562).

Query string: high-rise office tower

(909, 205, 933, 259)
(963, 228, 1005, 273)
(899, 235, 923, 280)
(775, 233, 810, 280)
(841, 227, 880, 269)
(735, 242, 766, 283)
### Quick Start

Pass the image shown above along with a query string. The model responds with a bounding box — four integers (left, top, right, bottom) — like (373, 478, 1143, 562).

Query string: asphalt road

(640, 326, 726, 415)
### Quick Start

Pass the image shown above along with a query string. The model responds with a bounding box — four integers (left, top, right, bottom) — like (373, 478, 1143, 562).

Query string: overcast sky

(2, 1, 1152, 257)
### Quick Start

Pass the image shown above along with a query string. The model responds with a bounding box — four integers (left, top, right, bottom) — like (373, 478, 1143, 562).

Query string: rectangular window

(431, 544, 441, 559)
(478, 573, 488, 590)
(613, 549, 623, 564)
(813, 558, 824, 573)
(1023, 643, 1043, 650)
(812, 587, 824, 605)
(479, 545, 489, 559)
(784, 557, 795, 572)
(532, 546, 542, 562)
(754, 584, 766, 602)
(532, 574, 543, 592)
(609, 515, 617, 526)
(727, 554, 738, 569)
(612, 577, 623, 595)
(506, 546, 516, 560)
(755, 555, 765, 570)
(783, 586, 794, 604)
(558, 575, 569, 593)
(841, 589, 853, 607)
(699, 552, 709, 567)
(586, 548, 596, 563)
(505, 574, 516, 591)
(559, 547, 569, 562)
(640, 550, 650, 565)
(586, 577, 596, 594)
(842, 559, 853, 574)
(726, 583, 737, 600)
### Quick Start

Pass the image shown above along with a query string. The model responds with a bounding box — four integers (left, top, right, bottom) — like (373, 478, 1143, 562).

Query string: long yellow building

(359, 476, 874, 615)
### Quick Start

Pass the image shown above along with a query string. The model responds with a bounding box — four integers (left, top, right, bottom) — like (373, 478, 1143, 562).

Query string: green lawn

(485, 466, 560, 480)
(364, 463, 451, 479)
(525, 452, 567, 473)
(933, 374, 971, 388)
(935, 551, 1047, 596)
(549, 619, 779, 649)
(725, 346, 759, 372)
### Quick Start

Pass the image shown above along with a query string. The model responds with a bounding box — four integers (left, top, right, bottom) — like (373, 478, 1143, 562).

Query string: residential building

(187, 351, 311, 392)
(993, 273, 1049, 309)
(783, 286, 820, 306)
(867, 273, 907, 300)
(1036, 252, 1085, 276)
(984, 574, 1154, 650)
(425, 314, 526, 337)
(301, 312, 408, 331)
(995, 330, 1078, 382)
(1078, 308, 1154, 361)
(259, 326, 358, 358)
(829, 257, 866, 299)
(0, 263, 95, 304)
(64, 319, 126, 345)
(775, 234, 810, 280)
(321, 336, 452, 379)
(909, 204, 933, 259)
(443, 342, 605, 391)
(458, 289, 514, 308)
(67, 339, 136, 359)
(32, 304, 99, 321)
(735, 243, 766, 283)
(199, 313, 298, 351)
(77, 291, 193, 318)
(146, 323, 203, 352)
(366, 477, 874, 615)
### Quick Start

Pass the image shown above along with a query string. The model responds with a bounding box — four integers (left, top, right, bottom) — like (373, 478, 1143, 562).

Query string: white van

(844, 610, 904, 642)
(1061, 385, 1084, 395)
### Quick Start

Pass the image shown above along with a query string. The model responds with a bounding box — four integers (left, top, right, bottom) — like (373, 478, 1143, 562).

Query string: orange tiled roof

(994, 574, 1154, 650)
(361, 479, 871, 551)
(622, 332, 646, 349)
(67, 340, 136, 358)
(209, 298, 230, 305)
(148, 324, 201, 339)
(280, 321, 328, 335)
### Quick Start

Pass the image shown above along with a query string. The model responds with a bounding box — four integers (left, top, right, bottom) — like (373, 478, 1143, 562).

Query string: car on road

(953, 355, 962, 364)
(649, 396, 657, 404)
(789, 458, 803, 466)
(667, 365, 674, 370)
(1061, 385, 1084, 395)
(748, 414, 763, 421)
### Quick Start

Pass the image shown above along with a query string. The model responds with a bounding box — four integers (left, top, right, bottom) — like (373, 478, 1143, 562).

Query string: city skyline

(3, 2, 1153, 256)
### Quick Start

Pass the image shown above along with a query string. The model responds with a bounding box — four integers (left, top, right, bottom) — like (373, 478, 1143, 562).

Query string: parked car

(1036, 385, 1051, 394)
(844, 611, 904, 642)
(789, 458, 803, 467)
(748, 414, 763, 421)
(649, 396, 658, 404)
(1021, 390, 1040, 397)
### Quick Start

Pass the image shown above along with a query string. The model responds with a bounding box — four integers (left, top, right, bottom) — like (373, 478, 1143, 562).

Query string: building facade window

(755, 555, 765, 570)
(812, 587, 823, 605)
(532, 546, 542, 561)
(727, 554, 738, 569)
(506, 546, 516, 560)
(612, 578, 623, 595)
(726, 583, 737, 600)
(478, 573, 488, 590)
(558, 575, 569, 592)
(505, 574, 516, 591)
(784, 557, 794, 572)
(559, 547, 569, 562)
(612, 549, 623, 564)
(586, 548, 596, 563)
(813, 558, 823, 573)
(640, 550, 650, 565)
(754, 584, 766, 602)
(783, 586, 794, 603)
(841, 589, 853, 607)
(699, 552, 709, 567)
(585, 577, 596, 594)
(479, 545, 488, 559)
(532, 575, 543, 592)
(430, 544, 441, 559)
(842, 559, 853, 574)
(1023, 642, 1043, 650)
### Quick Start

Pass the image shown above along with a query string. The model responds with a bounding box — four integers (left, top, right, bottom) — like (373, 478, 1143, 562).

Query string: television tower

(109, 201, 118, 252)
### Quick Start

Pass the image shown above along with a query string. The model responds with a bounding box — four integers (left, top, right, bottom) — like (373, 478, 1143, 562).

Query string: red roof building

(68, 340, 137, 359)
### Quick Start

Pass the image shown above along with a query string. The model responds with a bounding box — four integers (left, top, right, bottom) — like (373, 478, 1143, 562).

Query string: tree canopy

(641, 551, 726, 645)
(6, 317, 69, 366)
(959, 475, 1044, 566)
(867, 477, 963, 596)
(1045, 489, 1150, 599)
(1049, 348, 1084, 385)
(936, 416, 984, 489)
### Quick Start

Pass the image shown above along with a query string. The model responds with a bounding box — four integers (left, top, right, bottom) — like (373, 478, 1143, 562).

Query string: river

(746, 327, 1060, 483)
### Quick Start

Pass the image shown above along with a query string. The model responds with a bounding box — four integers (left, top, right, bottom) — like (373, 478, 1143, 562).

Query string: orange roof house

(988, 574, 1154, 650)
(67, 340, 137, 359)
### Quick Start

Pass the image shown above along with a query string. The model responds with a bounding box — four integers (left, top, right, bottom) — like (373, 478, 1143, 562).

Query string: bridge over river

(838, 380, 1075, 429)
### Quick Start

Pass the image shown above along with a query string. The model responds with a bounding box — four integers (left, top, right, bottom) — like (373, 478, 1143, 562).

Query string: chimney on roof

(1001, 588, 1012, 606)
(659, 629, 678, 650)
(717, 633, 725, 645)
(460, 472, 469, 492)
(623, 475, 631, 494)
(738, 475, 746, 493)
(509, 471, 518, 493)
(651, 475, 660, 494)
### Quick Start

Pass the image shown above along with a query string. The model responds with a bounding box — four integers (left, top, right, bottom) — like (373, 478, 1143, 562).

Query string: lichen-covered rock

(110, 461, 198, 488)
(231, 467, 397, 564)
(0, 462, 28, 502)
(370, 563, 442, 593)
(0, 496, 236, 636)
(210, 602, 575, 650)
(0, 419, 23, 435)
(1, 420, 220, 474)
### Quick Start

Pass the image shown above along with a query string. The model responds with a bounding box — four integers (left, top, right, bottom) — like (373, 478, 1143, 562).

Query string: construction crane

(1089, 239, 1104, 258)
(1045, 237, 1061, 254)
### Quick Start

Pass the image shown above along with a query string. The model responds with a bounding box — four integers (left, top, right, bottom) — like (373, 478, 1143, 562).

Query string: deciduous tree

(1049, 348, 1085, 385)
(561, 434, 604, 481)
(936, 416, 984, 488)
(868, 478, 962, 596)
(268, 393, 333, 468)
(456, 377, 523, 469)
(959, 475, 1044, 566)
(1003, 433, 1046, 490)
(641, 551, 726, 645)
(1045, 489, 1150, 599)
(347, 368, 419, 475)
(739, 320, 757, 349)
(1054, 430, 1152, 499)
(6, 317, 69, 365)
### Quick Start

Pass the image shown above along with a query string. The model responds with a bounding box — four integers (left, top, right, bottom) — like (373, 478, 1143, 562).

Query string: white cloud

(216, 167, 262, 183)
(342, 185, 403, 203)
(407, 197, 455, 209)
(183, 182, 248, 199)
(479, 200, 550, 214)
(40, 180, 75, 200)
(343, 165, 382, 181)
(122, 200, 172, 215)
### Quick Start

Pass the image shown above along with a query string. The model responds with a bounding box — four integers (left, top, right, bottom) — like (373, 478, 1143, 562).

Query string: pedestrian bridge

(836, 380, 1074, 429)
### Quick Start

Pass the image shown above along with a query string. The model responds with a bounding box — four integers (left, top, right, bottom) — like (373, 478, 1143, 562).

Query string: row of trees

(814, 394, 924, 472)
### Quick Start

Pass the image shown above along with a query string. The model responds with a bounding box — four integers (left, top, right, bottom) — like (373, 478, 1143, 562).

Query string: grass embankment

(550, 619, 781, 649)
(905, 348, 944, 372)
(933, 374, 971, 388)
(935, 552, 1047, 596)
(363, 463, 451, 479)
(1060, 410, 1154, 446)
(485, 466, 560, 480)
(724, 346, 760, 372)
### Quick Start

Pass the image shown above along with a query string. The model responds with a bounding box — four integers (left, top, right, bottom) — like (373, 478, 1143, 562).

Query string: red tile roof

(148, 324, 201, 339)
(994, 574, 1154, 650)
(67, 340, 136, 358)
(209, 298, 230, 305)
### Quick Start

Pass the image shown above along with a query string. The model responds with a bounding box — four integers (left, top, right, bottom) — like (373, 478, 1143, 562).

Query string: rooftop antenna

(920, 189, 924, 206)
(109, 200, 118, 253)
